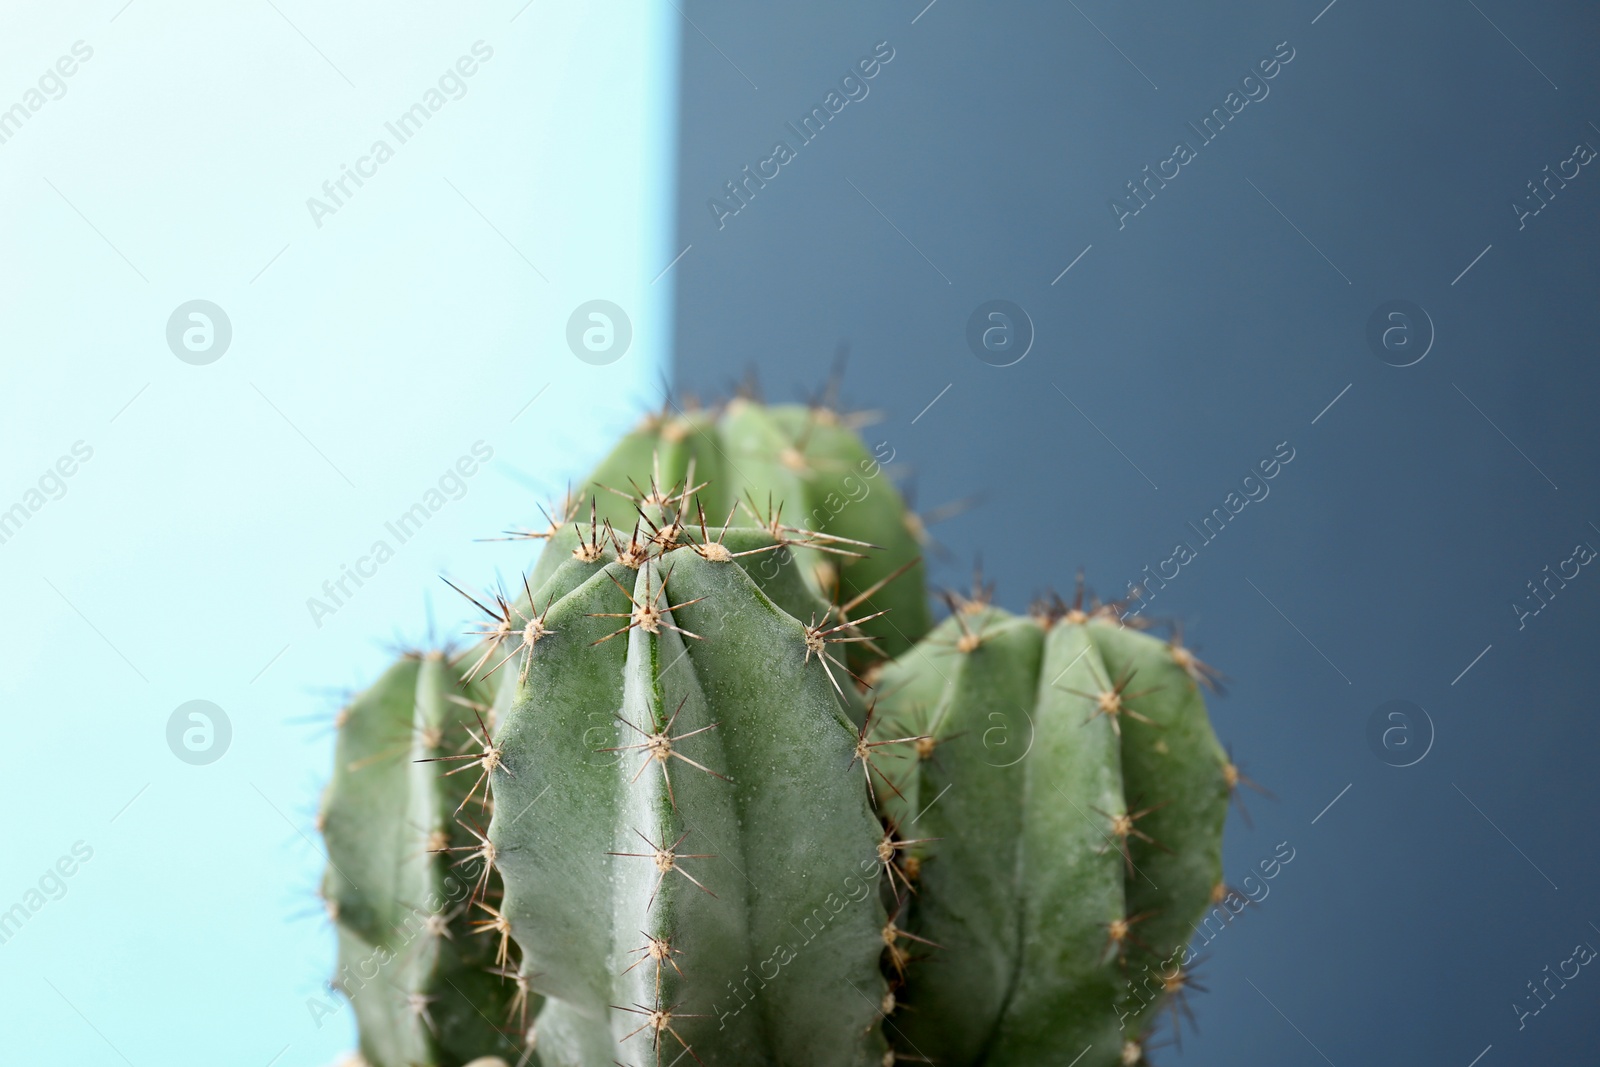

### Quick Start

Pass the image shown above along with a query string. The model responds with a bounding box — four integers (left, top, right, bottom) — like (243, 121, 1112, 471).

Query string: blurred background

(3, 1, 1599, 1064)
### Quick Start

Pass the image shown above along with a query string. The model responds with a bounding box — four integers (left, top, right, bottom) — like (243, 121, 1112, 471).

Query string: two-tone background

(4, 1, 1598, 1063)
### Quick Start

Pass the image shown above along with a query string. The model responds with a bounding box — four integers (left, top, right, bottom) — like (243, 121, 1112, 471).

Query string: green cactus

(480, 502, 893, 1066)
(526, 399, 931, 666)
(867, 593, 1232, 1066)
(318, 405, 1242, 1067)
(319, 651, 533, 1067)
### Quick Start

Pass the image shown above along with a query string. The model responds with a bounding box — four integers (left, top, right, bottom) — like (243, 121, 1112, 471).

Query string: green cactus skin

(870, 603, 1230, 1066)
(320, 652, 530, 1067)
(526, 400, 930, 666)
(483, 519, 892, 1067)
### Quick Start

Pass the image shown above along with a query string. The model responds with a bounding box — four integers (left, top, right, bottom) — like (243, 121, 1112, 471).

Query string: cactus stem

(603, 697, 732, 809)
(607, 829, 719, 910)
(591, 567, 706, 645)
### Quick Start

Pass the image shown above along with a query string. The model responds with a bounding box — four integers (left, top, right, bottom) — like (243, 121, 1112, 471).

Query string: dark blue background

(670, 1, 1600, 1062)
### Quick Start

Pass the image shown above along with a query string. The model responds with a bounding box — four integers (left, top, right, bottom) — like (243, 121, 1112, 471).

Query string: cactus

(482, 500, 893, 1066)
(318, 406, 1243, 1067)
(528, 399, 930, 666)
(319, 651, 533, 1067)
(867, 591, 1232, 1066)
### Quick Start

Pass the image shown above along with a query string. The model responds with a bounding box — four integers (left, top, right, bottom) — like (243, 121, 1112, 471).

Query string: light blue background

(0, 3, 676, 1063)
